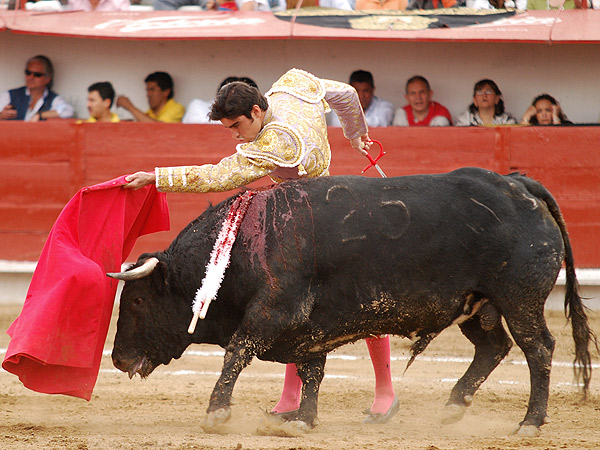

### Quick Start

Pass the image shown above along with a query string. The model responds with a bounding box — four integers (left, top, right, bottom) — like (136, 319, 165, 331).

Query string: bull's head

(107, 255, 193, 379)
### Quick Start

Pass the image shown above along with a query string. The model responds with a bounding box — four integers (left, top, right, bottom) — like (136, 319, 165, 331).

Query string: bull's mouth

(113, 355, 156, 379)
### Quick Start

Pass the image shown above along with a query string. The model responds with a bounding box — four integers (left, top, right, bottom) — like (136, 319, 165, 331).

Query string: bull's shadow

(108, 167, 598, 437)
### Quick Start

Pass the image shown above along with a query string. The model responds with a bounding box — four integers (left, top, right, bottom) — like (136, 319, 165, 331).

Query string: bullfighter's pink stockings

(272, 336, 395, 415)
(365, 335, 396, 414)
(272, 363, 302, 413)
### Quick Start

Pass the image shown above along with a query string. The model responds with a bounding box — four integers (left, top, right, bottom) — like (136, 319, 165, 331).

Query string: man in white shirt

(328, 70, 395, 128)
(393, 75, 452, 127)
(0, 55, 74, 122)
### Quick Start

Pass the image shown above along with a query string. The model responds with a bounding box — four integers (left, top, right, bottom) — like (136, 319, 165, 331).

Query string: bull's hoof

(514, 424, 541, 437)
(202, 407, 231, 431)
(441, 403, 467, 425)
(258, 411, 314, 437)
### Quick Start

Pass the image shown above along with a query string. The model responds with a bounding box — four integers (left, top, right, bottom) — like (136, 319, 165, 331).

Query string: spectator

(356, 0, 407, 9)
(319, 0, 354, 8)
(406, 0, 461, 8)
(328, 70, 395, 127)
(393, 75, 452, 127)
(235, 0, 285, 10)
(521, 94, 571, 126)
(66, 0, 130, 10)
(84, 82, 120, 123)
(527, 0, 581, 10)
(0, 55, 74, 122)
(183, 76, 258, 124)
(153, 0, 215, 10)
(117, 72, 185, 123)
(455, 79, 517, 126)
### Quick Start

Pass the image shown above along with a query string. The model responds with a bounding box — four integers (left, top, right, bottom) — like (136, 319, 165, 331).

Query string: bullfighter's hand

(124, 171, 156, 190)
(351, 134, 370, 156)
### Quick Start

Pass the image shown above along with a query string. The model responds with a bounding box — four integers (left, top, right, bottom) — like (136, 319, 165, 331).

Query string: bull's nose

(112, 356, 129, 373)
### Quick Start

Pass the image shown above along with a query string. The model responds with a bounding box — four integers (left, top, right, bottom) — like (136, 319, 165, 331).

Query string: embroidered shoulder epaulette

(237, 121, 307, 171)
(267, 69, 325, 104)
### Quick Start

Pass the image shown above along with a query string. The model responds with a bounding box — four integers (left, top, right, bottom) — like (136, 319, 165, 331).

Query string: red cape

(2, 176, 170, 400)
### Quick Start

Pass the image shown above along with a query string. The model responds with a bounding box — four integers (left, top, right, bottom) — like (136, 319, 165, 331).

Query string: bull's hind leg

(503, 307, 555, 436)
(443, 308, 512, 424)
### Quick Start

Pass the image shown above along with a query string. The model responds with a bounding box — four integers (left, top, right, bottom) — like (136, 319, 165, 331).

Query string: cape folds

(2, 176, 170, 400)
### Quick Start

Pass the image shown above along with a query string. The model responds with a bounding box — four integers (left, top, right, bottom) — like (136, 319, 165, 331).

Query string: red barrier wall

(1, 122, 599, 266)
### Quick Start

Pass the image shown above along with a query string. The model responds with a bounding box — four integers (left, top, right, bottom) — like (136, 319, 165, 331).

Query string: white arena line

(0, 348, 587, 388)
(0, 348, 597, 370)
(93, 369, 586, 389)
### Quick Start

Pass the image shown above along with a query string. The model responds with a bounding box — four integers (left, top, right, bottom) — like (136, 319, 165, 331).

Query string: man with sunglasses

(0, 55, 74, 122)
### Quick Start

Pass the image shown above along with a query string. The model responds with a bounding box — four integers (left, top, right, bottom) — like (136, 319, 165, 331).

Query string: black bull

(108, 167, 596, 435)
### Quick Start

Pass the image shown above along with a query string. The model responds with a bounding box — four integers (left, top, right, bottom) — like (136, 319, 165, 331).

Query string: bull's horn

(107, 257, 160, 281)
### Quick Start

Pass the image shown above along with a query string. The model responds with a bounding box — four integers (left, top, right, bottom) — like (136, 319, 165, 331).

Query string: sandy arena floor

(0, 303, 599, 450)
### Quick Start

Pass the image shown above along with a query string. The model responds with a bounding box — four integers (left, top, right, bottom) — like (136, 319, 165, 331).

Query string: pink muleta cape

(2, 176, 170, 400)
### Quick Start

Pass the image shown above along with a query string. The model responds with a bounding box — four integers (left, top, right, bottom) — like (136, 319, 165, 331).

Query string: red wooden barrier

(1, 122, 598, 266)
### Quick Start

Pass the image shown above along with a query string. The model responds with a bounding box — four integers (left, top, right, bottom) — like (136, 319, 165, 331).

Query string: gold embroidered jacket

(156, 68, 368, 193)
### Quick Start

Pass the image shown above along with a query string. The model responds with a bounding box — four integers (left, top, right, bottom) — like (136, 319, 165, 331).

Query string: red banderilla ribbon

(361, 140, 387, 178)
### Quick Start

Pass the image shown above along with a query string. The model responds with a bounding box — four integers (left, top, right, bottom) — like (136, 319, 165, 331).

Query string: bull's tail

(512, 173, 599, 398)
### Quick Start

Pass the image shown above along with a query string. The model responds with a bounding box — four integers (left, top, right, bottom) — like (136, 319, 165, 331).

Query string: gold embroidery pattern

(238, 122, 305, 167)
(268, 68, 326, 104)
(156, 154, 275, 194)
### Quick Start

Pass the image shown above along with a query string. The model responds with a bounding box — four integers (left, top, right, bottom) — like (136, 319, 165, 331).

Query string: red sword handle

(361, 140, 386, 174)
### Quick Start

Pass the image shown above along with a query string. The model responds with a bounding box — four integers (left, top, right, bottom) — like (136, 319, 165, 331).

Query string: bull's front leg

(292, 355, 327, 429)
(203, 341, 256, 430)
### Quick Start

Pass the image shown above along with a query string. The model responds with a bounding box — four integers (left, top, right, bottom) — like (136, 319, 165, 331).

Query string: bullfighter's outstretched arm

(155, 153, 276, 194)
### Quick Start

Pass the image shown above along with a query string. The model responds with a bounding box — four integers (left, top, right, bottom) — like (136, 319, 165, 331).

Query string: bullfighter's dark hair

(405, 75, 431, 93)
(468, 78, 505, 117)
(27, 55, 54, 89)
(144, 72, 174, 99)
(529, 93, 569, 125)
(349, 70, 374, 88)
(218, 76, 258, 92)
(209, 81, 268, 121)
(88, 81, 116, 107)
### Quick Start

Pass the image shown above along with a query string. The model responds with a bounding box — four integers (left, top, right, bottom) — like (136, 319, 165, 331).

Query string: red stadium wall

(1, 122, 599, 267)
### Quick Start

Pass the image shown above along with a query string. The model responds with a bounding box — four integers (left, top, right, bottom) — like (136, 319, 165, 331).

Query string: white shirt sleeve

(392, 108, 409, 127)
(364, 97, 394, 127)
(182, 99, 212, 124)
(430, 115, 451, 127)
(50, 94, 75, 118)
(0, 91, 10, 111)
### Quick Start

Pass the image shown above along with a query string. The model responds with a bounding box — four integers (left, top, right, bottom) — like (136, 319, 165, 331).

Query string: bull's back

(243, 168, 564, 296)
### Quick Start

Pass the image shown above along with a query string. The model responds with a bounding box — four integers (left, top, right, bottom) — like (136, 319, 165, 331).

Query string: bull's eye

(133, 297, 144, 306)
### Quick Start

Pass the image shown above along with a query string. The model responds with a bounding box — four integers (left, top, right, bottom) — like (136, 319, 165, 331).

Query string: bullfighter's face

(220, 104, 264, 143)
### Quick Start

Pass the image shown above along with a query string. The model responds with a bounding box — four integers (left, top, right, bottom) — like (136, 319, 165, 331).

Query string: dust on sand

(1, 304, 599, 450)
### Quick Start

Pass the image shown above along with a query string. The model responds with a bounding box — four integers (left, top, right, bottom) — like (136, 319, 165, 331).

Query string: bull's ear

(150, 259, 170, 291)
